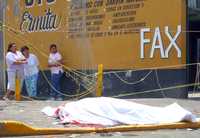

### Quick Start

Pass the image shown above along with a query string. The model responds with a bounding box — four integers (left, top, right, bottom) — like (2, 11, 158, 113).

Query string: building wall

(4, 0, 188, 98)
(5, 0, 186, 70)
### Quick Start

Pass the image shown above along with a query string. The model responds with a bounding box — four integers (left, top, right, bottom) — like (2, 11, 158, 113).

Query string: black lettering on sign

(20, 8, 60, 33)
(106, 0, 124, 6)
(94, 0, 104, 7)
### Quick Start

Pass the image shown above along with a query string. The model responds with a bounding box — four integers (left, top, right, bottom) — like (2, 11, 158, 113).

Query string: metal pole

(15, 77, 21, 101)
(0, 0, 6, 96)
(96, 64, 103, 97)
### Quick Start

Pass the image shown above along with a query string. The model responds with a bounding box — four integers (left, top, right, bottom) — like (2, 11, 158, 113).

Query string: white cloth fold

(42, 97, 197, 126)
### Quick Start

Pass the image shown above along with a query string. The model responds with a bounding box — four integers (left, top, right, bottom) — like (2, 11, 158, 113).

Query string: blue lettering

(25, 0, 56, 7)
(38, 0, 42, 5)
(47, 0, 55, 3)
(25, 0, 34, 7)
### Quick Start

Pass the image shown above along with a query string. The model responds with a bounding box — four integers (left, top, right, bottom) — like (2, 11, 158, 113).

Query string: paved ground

(1, 98, 200, 137)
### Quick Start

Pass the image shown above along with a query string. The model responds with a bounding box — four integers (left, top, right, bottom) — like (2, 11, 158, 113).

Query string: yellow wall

(5, 0, 186, 70)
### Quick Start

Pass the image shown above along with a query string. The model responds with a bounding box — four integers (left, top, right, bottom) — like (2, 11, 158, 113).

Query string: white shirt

(48, 52, 63, 74)
(24, 54, 39, 76)
(6, 51, 25, 72)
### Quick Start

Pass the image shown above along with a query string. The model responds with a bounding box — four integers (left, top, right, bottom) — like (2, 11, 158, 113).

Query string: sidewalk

(1, 98, 200, 137)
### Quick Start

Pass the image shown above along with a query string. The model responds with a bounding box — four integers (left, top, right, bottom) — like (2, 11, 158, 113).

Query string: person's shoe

(2, 96, 10, 101)
(8, 94, 15, 100)
(30, 96, 37, 100)
(56, 97, 63, 101)
(48, 97, 55, 100)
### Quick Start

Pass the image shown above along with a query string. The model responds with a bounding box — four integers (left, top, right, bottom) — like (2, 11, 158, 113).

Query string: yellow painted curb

(1, 121, 200, 137)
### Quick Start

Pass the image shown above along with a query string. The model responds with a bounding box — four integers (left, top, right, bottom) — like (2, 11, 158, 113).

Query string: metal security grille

(188, 0, 200, 9)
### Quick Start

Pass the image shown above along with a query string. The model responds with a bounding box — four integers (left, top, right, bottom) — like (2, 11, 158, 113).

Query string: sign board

(5, 0, 186, 69)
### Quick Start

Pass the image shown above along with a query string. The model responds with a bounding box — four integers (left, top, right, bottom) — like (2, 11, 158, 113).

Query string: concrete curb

(1, 120, 200, 137)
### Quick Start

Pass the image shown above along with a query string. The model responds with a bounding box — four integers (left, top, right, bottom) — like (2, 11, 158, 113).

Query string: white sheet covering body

(42, 97, 197, 126)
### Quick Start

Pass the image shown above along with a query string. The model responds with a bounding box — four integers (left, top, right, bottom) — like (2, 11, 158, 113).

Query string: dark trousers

(50, 72, 63, 98)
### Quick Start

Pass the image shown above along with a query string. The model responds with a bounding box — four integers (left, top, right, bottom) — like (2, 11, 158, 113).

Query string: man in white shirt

(48, 44, 63, 100)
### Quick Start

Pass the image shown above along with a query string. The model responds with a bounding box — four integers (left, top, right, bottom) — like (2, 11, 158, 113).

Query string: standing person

(21, 46, 39, 98)
(48, 44, 63, 100)
(3, 43, 26, 100)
